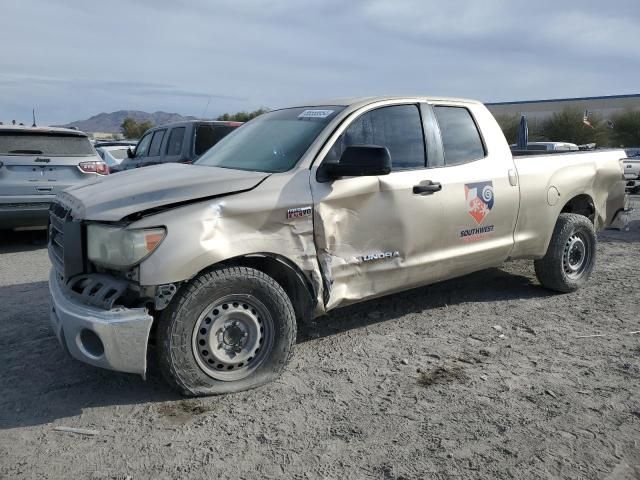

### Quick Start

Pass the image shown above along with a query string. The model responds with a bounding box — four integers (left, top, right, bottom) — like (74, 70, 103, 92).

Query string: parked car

(48, 96, 628, 396)
(94, 141, 137, 168)
(0, 125, 108, 229)
(110, 120, 242, 172)
(510, 141, 580, 152)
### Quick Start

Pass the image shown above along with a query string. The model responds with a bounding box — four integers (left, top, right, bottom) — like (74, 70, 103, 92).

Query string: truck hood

(56, 163, 269, 221)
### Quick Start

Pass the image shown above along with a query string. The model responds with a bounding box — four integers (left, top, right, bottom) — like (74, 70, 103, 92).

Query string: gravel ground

(1, 200, 639, 479)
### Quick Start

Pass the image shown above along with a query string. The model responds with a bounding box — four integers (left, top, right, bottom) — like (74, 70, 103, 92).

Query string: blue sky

(1, 0, 638, 125)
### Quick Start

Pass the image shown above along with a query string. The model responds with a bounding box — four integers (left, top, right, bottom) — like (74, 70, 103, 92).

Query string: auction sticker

(298, 109, 334, 119)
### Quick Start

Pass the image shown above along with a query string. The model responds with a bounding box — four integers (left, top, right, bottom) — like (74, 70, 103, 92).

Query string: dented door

(311, 104, 448, 310)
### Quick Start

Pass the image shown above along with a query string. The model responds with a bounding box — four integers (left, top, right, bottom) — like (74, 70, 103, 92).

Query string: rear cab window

(0, 132, 94, 156)
(194, 124, 236, 156)
(433, 106, 486, 165)
(327, 104, 426, 171)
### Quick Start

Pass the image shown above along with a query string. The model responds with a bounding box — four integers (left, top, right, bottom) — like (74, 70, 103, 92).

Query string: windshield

(196, 106, 344, 172)
(0, 132, 94, 156)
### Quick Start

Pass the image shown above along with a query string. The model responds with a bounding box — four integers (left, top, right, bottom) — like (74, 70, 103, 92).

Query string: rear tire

(534, 213, 596, 293)
(157, 267, 296, 396)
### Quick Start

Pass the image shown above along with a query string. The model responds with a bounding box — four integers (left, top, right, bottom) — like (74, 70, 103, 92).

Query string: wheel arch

(211, 253, 317, 326)
(560, 193, 595, 223)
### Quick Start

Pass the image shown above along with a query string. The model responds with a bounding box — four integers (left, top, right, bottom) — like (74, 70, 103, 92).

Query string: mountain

(62, 110, 199, 133)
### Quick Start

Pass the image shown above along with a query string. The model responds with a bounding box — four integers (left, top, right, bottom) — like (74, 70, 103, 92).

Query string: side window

(434, 106, 485, 165)
(166, 127, 186, 156)
(328, 105, 426, 170)
(134, 133, 152, 158)
(148, 129, 166, 157)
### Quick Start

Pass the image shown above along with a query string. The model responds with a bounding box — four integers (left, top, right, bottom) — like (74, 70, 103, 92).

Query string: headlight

(87, 224, 166, 269)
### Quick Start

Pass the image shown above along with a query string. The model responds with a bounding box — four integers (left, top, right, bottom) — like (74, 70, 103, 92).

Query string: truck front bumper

(48, 268, 154, 377)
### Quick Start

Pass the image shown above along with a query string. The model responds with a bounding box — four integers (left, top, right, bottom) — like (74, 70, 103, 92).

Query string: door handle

(413, 181, 442, 195)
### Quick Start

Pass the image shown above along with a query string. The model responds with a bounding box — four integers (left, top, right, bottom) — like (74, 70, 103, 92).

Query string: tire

(157, 267, 296, 396)
(534, 213, 596, 293)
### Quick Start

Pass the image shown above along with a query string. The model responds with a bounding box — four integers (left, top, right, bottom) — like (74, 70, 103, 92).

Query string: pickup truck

(623, 157, 640, 194)
(110, 120, 241, 172)
(48, 96, 628, 396)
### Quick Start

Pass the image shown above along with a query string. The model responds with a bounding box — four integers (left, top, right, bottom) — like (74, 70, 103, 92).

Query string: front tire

(157, 267, 296, 396)
(534, 213, 596, 293)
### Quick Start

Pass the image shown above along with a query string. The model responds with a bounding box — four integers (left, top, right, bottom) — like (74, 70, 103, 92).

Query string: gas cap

(547, 186, 560, 206)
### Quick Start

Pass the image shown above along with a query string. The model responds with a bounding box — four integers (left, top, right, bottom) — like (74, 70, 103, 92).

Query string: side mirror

(320, 145, 391, 181)
(127, 147, 134, 158)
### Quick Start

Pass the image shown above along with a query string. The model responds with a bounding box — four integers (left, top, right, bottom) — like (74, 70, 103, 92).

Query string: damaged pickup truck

(48, 96, 629, 396)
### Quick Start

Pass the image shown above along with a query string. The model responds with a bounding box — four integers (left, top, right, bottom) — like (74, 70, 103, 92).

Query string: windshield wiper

(9, 149, 44, 154)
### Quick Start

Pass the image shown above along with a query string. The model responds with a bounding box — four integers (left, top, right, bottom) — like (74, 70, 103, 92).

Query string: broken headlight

(87, 224, 166, 269)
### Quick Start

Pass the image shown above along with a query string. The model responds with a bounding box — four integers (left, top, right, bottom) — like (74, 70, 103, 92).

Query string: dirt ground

(1, 199, 639, 480)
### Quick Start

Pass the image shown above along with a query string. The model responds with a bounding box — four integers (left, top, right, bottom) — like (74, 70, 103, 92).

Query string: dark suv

(112, 120, 242, 172)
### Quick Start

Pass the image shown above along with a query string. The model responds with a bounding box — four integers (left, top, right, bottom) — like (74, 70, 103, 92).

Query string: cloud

(0, 0, 637, 124)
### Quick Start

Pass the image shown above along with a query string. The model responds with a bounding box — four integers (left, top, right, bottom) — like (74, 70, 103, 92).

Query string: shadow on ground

(0, 229, 47, 254)
(298, 266, 549, 341)
(0, 264, 549, 430)
(599, 219, 640, 243)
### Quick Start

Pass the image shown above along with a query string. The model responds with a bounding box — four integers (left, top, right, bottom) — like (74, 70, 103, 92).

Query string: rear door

(0, 131, 98, 197)
(141, 129, 167, 167)
(163, 126, 187, 163)
(420, 103, 519, 278)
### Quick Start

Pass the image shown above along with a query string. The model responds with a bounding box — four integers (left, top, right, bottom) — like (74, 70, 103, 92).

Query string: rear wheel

(534, 213, 596, 293)
(157, 267, 296, 396)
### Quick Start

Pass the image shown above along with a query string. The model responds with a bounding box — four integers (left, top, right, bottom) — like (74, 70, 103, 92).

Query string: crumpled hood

(56, 163, 269, 221)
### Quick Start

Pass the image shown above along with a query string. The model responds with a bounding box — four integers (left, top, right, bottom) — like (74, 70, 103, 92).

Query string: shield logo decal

(465, 181, 494, 224)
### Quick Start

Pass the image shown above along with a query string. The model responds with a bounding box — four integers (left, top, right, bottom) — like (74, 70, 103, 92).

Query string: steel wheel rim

(191, 294, 274, 382)
(562, 232, 591, 279)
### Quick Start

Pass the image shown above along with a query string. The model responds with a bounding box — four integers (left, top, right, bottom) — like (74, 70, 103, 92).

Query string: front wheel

(534, 213, 596, 293)
(157, 267, 296, 396)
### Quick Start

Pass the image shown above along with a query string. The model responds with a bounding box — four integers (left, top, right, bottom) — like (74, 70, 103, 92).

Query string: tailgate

(0, 131, 99, 197)
(623, 159, 640, 179)
(0, 154, 98, 196)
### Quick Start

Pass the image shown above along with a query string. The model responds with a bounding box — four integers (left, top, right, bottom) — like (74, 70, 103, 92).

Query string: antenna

(32, 108, 37, 127)
(201, 96, 211, 118)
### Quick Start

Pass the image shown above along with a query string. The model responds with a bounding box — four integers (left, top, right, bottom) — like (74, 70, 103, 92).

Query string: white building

(486, 94, 640, 127)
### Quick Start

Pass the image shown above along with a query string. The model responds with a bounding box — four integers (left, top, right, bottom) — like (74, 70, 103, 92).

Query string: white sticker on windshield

(298, 109, 334, 119)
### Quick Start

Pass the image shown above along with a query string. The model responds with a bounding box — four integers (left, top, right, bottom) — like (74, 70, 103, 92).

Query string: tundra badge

(287, 206, 312, 219)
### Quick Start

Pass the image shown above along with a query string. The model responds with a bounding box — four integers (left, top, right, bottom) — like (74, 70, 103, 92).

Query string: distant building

(486, 94, 640, 128)
(88, 132, 123, 141)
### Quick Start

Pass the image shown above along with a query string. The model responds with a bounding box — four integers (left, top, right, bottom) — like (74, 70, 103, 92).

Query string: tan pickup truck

(48, 96, 629, 396)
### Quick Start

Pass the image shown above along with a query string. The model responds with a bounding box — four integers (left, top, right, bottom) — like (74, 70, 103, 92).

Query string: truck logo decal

(357, 251, 400, 263)
(287, 206, 312, 219)
(465, 181, 494, 224)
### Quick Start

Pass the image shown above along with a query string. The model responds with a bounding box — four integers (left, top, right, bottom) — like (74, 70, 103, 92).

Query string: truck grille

(48, 202, 85, 280)
(48, 203, 69, 277)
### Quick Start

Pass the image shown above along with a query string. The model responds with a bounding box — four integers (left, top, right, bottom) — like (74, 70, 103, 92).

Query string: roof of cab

(144, 120, 243, 132)
(0, 124, 88, 136)
(280, 95, 483, 109)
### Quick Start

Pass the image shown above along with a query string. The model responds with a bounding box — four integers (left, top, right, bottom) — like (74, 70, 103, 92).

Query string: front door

(310, 103, 449, 310)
